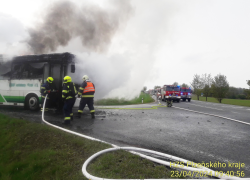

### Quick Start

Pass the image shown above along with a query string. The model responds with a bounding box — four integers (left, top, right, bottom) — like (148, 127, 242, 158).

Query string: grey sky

(0, 0, 249, 98)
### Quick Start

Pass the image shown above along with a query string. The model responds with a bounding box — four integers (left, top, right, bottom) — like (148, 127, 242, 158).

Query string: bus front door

(0, 80, 9, 104)
(50, 64, 64, 109)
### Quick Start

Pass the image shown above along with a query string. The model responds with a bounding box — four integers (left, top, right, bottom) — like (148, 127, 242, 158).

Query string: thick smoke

(69, 53, 132, 99)
(27, 0, 133, 54)
(0, 13, 30, 56)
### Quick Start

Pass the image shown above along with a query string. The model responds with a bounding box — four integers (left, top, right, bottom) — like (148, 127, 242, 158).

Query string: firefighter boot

(91, 112, 95, 119)
(76, 112, 81, 118)
(71, 116, 74, 121)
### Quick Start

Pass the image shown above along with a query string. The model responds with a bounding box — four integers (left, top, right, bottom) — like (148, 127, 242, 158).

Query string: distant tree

(203, 84, 210, 101)
(211, 74, 229, 103)
(141, 86, 147, 93)
(244, 89, 250, 99)
(245, 80, 250, 99)
(181, 83, 189, 88)
(202, 73, 213, 86)
(247, 80, 250, 87)
(154, 85, 161, 89)
(190, 74, 204, 100)
(172, 82, 179, 86)
(226, 87, 238, 99)
(237, 94, 246, 99)
(201, 73, 213, 101)
(226, 86, 249, 99)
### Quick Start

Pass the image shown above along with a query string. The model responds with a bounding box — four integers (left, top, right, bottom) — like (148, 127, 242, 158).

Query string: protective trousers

(78, 97, 95, 115)
(63, 98, 76, 123)
(41, 97, 50, 111)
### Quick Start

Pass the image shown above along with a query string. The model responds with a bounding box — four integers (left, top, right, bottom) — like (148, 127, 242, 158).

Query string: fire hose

(42, 95, 241, 180)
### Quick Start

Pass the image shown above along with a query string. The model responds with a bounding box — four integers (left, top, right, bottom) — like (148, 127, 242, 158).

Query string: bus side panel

(0, 80, 9, 103)
(4, 80, 41, 103)
(23, 79, 42, 103)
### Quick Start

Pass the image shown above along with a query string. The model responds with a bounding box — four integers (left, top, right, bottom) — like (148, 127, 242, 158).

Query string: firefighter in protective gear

(62, 76, 77, 125)
(40, 77, 54, 112)
(76, 75, 95, 119)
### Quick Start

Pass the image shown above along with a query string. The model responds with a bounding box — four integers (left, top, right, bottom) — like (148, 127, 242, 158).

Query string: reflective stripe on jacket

(62, 82, 77, 100)
(83, 82, 95, 93)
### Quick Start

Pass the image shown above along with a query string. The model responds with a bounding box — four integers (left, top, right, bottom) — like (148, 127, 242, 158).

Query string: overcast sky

(0, 0, 249, 98)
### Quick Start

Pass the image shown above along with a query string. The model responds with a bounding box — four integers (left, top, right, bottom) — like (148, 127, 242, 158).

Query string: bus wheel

(188, 99, 191, 102)
(26, 94, 39, 111)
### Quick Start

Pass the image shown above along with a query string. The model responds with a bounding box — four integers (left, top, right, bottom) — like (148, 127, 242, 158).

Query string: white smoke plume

(1, 0, 177, 100)
(0, 13, 30, 56)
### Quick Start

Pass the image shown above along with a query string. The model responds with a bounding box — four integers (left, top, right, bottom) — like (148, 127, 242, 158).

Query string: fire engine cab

(180, 87, 192, 102)
(161, 85, 181, 102)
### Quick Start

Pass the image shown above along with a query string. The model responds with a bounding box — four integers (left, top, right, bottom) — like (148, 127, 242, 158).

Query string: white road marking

(173, 106, 250, 126)
(231, 111, 239, 114)
(193, 100, 250, 111)
(189, 103, 223, 110)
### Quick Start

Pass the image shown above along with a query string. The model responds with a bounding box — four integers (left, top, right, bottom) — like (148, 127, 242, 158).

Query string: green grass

(95, 93, 155, 105)
(0, 113, 177, 180)
(192, 95, 250, 107)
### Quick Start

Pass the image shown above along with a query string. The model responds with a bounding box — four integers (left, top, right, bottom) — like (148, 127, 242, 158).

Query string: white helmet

(82, 75, 89, 81)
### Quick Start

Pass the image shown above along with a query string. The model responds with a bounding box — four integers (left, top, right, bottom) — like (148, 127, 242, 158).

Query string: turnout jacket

(40, 81, 52, 99)
(62, 82, 77, 100)
(78, 80, 95, 98)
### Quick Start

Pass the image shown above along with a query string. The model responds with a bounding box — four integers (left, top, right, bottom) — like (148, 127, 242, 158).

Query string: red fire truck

(180, 87, 192, 102)
(161, 85, 181, 102)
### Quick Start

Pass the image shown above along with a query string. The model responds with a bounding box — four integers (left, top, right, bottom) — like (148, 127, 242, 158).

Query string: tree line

(190, 74, 250, 103)
(142, 76, 250, 103)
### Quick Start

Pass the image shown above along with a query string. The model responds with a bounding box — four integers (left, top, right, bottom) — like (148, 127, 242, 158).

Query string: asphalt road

(0, 98, 249, 178)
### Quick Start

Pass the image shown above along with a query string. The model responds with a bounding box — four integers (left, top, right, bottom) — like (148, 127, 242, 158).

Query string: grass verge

(95, 93, 155, 105)
(0, 113, 178, 180)
(192, 95, 250, 107)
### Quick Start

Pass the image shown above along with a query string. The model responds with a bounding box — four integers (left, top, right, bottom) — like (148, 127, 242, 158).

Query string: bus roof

(12, 52, 75, 64)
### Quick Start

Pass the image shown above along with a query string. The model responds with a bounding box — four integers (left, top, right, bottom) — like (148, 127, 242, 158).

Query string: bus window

(11, 63, 43, 79)
(71, 64, 75, 73)
(11, 64, 23, 79)
(0, 61, 11, 80)
(43, 64, 49, 83)
(29, 63, 44, 79)
(51, 64, 62, 91)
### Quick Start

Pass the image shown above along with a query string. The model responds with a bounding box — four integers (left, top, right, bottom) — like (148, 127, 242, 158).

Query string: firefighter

(76, 75, 95, 119)
(62, 76, 77, 125)
(40, 77, 54, 112)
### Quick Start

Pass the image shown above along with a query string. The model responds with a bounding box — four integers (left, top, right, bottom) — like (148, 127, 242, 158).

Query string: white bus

(0, 52, 76, 110)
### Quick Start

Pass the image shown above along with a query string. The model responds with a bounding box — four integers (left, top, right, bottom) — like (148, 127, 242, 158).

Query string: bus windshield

(0, 61, 11, 80)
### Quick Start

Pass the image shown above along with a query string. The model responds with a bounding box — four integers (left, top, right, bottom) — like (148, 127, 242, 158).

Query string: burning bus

(0, 52, 76, 110)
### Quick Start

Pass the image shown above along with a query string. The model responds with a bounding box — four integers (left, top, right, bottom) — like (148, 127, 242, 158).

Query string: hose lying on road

(42, 95, 241, 180)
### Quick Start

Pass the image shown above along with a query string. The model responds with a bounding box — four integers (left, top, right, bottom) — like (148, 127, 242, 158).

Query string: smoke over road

(27, 0, 133, 54)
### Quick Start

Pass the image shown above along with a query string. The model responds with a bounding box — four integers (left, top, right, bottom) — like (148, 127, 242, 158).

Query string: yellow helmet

(47, 77, 54, 83)
(63, 76, 72, 83)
